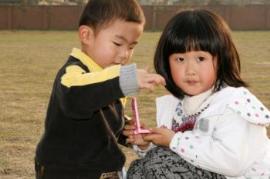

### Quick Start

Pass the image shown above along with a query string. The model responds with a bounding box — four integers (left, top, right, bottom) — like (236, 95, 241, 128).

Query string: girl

(124, 9, 270, 179)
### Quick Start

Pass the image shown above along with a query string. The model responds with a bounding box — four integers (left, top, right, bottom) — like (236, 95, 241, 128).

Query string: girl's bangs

(167, 27, 218, 56)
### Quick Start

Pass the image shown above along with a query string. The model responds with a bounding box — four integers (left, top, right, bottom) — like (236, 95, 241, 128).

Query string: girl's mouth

(186, 80, 198, 85)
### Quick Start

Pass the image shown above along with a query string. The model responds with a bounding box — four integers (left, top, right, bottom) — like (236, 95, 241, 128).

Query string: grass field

(0, 31, 269, 178)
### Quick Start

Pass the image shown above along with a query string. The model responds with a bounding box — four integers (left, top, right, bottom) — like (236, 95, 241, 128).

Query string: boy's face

(81, 19, 144, 68)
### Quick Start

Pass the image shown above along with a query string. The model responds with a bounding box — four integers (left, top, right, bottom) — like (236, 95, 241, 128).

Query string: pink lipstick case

(131, 97, 151, 134)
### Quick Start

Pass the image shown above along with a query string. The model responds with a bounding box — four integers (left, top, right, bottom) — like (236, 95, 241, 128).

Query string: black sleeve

(56, 64, 124, 119)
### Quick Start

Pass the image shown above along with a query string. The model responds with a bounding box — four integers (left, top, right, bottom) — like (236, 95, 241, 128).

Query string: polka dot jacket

(156, 86, 270, 179)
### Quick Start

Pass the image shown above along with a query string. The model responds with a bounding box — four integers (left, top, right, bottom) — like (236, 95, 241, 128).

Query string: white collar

(183, 88, 214, 115)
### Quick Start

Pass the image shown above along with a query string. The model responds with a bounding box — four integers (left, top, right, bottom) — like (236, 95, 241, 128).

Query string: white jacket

(155, 87, 270, 178)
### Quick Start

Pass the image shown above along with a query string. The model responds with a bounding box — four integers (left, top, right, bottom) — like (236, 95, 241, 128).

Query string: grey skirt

(127, 147, 226, 179)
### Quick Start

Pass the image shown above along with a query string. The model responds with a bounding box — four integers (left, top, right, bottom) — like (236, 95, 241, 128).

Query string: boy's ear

(78, 25, 94, 45)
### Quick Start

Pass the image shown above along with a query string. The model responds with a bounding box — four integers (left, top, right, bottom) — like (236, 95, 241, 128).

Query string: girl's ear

(78, 25, 94, 45)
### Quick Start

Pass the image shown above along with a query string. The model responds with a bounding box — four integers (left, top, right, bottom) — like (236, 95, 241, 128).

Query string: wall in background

(0, 5, 269, 30)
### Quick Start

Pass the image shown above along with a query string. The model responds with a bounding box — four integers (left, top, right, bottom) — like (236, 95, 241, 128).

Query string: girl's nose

(186, 61, 196, 75)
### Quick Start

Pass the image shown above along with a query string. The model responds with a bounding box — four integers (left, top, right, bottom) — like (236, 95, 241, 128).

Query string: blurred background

(0, 0, 269, 6)
(0, 0, 270, 31)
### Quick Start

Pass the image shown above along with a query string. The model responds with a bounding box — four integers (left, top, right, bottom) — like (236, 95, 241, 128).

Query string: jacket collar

(70, 48, 103, 72)
(183, 87, 214, 116)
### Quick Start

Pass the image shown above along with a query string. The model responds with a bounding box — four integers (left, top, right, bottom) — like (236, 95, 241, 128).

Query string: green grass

(0, 31, 270, 178)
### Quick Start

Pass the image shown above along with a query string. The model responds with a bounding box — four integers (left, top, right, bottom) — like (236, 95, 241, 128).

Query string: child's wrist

(138, 143, 150, 150)
(119, 64, 138, 96)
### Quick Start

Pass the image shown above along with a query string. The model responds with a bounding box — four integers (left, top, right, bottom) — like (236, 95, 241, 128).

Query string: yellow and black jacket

(35, 48, 132, 175)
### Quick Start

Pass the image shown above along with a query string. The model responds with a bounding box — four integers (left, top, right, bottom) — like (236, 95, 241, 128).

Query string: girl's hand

(136, 69, 166, 91)
(143, 127, 175, 147)
(122, 119, 150, 149)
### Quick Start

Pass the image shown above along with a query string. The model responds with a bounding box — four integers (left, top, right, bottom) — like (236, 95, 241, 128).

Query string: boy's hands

(144, 127, 175, 147)
(123, 119, 150, 149)
(137, 69, 165, 91)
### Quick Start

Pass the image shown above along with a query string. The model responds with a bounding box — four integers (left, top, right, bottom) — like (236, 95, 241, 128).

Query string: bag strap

(99, 102, 124, 145)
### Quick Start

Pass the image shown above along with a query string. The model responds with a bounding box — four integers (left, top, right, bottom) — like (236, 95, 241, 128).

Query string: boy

(34, 0, 165, 178)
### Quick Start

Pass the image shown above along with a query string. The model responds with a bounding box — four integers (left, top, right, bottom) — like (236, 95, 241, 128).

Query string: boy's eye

(129, 45, 135, 50)
(113, 42, 122, 46)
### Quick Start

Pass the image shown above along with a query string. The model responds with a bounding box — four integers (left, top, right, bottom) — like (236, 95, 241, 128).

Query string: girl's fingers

(149, 127, 162, 133)
(143, 133, 159, 141)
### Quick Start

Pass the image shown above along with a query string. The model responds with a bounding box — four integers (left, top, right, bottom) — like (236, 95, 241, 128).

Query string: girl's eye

(197, 57, 205, 62)
(176, 57, 184, 62)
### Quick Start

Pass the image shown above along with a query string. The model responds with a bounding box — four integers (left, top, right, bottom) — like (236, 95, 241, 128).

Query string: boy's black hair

(79, 0, 145, 31)
(154, 9, 247, 99)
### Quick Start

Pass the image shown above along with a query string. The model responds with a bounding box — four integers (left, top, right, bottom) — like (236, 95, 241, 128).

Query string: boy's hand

(137, 69, 165, 91)
(143, 127, 175, 147)
(123, 119, 150, 149)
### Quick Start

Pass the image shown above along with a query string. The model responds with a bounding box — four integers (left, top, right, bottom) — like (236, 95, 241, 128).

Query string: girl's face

(169, 51, 217, 96)
(82, 19, 144, 68)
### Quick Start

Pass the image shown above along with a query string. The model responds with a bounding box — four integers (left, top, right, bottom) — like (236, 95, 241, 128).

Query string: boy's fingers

(126, 118, 135, 125)
(139, 83, 154, 91)
(124, 124, 135, 130)
(150, 74, 166, 85)
(152, 76, 166, 85)
(140, 122, 148, 129)
(126, 138, 135, 143)
(144, 66, 150, 72)
(122, 130, 133, 136)
(145, 74, 166, 87)
(137, 69, 165, 90)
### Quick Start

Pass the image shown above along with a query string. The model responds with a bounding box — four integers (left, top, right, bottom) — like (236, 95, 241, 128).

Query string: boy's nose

(118, 57, 128, 65)
(118, 50, 130, 64)
(114, 56, 127, 65)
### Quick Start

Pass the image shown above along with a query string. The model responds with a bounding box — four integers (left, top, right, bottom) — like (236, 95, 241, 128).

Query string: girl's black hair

(154, 9, 247, 99)
(79, 0, 145, 31)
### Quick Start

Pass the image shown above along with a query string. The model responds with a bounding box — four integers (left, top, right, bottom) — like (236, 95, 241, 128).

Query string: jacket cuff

(119, 64, 138, 96)
(133, 143, 154, 158)
(169, 132, 183, 153)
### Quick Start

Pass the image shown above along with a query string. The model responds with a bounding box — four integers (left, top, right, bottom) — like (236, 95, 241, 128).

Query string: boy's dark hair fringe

(79, 0, 145, 31)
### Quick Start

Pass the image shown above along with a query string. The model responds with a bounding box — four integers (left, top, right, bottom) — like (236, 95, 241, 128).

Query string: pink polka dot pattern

(228, 88, 270, 126)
